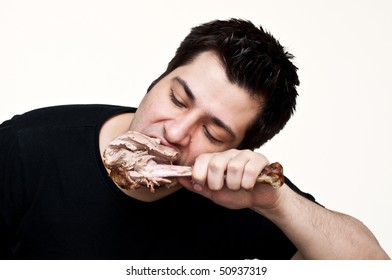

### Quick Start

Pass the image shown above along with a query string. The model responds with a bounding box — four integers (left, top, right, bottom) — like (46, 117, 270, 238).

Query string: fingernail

(193, 183, 203, 192)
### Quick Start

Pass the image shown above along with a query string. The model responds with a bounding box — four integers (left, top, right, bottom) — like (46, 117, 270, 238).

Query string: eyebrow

(173, 76, 195, 102)
(173, 76, 236, 141)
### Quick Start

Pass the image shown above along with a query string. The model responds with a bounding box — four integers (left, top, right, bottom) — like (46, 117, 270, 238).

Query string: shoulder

(1, 104, 137, 130)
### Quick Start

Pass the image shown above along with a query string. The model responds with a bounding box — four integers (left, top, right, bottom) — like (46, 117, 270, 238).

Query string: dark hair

(147, 18, 299, 149)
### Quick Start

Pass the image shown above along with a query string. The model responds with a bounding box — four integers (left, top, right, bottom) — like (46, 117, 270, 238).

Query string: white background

(1, 0, 391, 257)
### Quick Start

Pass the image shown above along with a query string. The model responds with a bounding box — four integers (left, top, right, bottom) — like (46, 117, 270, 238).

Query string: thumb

(177, 177, 214, 199)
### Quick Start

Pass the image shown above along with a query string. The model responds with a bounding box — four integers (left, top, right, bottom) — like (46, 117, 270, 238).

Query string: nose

(163, 114, 196, 146)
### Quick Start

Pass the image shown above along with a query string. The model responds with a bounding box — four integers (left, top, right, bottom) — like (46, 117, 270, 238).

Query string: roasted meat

(103, 131, 284, 193)
(103, 131, 191, 192)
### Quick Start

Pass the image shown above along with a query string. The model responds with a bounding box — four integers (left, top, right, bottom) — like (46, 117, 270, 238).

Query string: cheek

(140, 94, 162, 112)
(182, 134, 229, 165)
(134, 96, 168, 122)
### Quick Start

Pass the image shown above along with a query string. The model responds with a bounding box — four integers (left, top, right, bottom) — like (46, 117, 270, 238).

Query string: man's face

(129, 51, 260, 166)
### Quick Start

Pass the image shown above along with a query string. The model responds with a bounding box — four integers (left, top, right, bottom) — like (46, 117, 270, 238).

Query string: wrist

(251, 184, 298, 222)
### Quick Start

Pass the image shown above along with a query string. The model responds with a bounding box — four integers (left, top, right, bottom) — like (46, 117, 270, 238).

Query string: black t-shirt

(0, 104, 317, 260)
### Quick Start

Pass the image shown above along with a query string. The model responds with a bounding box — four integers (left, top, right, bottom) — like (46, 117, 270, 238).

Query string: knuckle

(227, 161, 242, 174)
(247, 164, 261, 177)
(208, 159, 223, 173)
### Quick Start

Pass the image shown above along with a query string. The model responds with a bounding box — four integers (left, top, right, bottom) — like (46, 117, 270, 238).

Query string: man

(0, 18, 389, 259)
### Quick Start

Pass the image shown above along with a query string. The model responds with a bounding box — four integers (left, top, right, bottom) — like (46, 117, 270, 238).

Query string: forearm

(253, 185, 390, 259)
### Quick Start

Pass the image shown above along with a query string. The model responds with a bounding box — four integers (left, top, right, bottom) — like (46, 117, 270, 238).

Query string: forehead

(169, 51, 261, 141)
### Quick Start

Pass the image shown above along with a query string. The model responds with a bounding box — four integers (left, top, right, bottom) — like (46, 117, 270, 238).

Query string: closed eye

(170, 92, 186, 108)
(202, 125, 223, 145)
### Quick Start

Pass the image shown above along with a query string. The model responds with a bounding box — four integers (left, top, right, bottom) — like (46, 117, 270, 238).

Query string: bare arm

(179, 149, 390, 260)
(254, 184, 390, 259)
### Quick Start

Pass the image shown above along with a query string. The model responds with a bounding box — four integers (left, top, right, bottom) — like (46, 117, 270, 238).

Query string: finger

(205, 152, 233, 190)
(225, 151, 252, 190)
(193, 150, 239, 191)
(241, 155, 270, 189)
(177, 177, 193, 189)
(178, 177, 214, 201)
(191, 153, 213, 188)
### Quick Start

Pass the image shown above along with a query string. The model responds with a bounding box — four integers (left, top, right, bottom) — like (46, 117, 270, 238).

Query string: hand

(178, 149, 283, 210)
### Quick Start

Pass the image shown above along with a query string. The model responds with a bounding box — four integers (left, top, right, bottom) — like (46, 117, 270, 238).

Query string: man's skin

(99, 51, 390, 259)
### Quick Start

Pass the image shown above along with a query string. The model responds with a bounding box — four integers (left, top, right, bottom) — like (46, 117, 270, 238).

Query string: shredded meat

(103, 131, 284, 192)
(103, 131, 191, 192)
